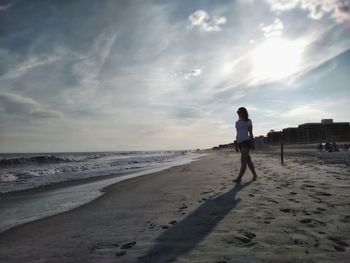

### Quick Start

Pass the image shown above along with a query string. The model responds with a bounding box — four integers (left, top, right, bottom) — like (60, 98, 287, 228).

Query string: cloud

(281, 104, 328, 118)
(188, 10, 226, 32)
(266, 0, 350, 23)
(0, 93, 61, 118)
(184, 69, 202, 79)
(332, 4, 350, 23)
(260, 18, 284, 38)
(1, 55, 60, 80)
(265, 0, 300, 10)
(0, 3, 13, 11)
(70, 29, 117, 98)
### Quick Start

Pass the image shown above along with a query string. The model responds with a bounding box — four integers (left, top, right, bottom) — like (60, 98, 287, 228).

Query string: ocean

(0, 151, 203, 232)
(0, 151, 196, 193)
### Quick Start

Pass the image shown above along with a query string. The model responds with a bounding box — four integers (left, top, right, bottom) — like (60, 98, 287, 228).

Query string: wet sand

(0, 151, 349, 262)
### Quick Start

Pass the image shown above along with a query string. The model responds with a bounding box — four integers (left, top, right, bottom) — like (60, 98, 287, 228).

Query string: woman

(233, 107, 258, 183)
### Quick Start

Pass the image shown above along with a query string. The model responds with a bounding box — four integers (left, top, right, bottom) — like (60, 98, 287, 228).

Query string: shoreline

(0, 152, 206, 197)
(0, 168, 149, 197)
(0, 153, 205, 233)
(1, 151, 349, 262)
(0, 151, 201, 195)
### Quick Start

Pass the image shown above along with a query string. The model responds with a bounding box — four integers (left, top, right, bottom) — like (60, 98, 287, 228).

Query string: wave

(0, 151, 188, 193)
(0, 155, 71, 166)
(0, 153, 161, 166)
(0, 152, 116, 166)
(0, 173, 18, 182)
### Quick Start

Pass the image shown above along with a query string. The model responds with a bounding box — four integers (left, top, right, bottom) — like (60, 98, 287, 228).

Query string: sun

(252, 37, 304, 82)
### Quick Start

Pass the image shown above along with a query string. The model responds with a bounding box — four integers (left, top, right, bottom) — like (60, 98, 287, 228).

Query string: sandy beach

(0, 151, 349, 262)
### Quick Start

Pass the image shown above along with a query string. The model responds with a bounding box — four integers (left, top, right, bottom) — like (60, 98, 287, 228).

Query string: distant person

(332, 141, 339, 152)
(325, 142, 332, 152)
(233, 107, 258, 184)
(317, 143, 323, 152)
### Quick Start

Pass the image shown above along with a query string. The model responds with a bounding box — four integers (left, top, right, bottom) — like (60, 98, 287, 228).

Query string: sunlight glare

(252, 37, 304, 81)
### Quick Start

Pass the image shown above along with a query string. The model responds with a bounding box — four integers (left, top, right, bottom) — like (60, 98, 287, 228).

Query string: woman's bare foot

(252, 175, 257, 181)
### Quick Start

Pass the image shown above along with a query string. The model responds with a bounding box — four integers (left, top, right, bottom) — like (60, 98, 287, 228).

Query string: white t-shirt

(235, 119, 252, 143)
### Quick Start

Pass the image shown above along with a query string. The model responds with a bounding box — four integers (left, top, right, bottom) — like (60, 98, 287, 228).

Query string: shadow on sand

(137, 181, 253, 262)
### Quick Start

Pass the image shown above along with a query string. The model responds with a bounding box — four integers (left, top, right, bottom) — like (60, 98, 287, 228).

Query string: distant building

(282, 127, 298, 144)
(265, 119, 349, 145)
(212, 143, 235, 150)
(297, 123, 323, 144)
(267, 130, 282, 144)
(297, 119, 350, 144)
(321, 119, 333, 124)
(255, 135, 267, 145)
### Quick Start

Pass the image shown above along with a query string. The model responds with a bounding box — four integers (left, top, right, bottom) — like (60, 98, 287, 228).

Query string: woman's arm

(248, 125, 255, 150)
(248, 125, 254, 140)
(234, 140, 239, 152)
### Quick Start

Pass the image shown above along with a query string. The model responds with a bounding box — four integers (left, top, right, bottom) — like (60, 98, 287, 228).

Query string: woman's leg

(247, 154, 258, 179)
(234, 147, 249, 182)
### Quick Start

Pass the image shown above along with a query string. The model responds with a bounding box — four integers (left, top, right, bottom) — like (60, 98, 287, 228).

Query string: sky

(0, 0, 350, 153)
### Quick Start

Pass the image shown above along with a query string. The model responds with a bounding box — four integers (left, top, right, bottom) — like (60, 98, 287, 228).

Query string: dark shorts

(238, 139, 251, 150)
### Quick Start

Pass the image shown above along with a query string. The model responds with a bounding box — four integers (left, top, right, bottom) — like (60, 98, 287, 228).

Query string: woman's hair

(237, 107, 249, 121)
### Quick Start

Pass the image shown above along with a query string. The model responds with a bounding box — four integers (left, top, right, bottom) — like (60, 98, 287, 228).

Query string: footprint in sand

(266, 199, 279, 204)
(280, 182, 293, 188)
(315, 191, 332, 197)
(88, 242, 119, 255)
(341, 215, 350, 223)
(299, 218, 326, 228)
(198, 197, 208, 203)
(307, 194, 323, 203)
(303, 184, 315, 188)
(121, 241, 136, 249)
(177, 204, 188, 214)
(115, 251, 126, 257)
(328, 236, 349, 252)
(334, 176, 344, 180)
(280, 208, 293, 213)
(301, 210, 312, 216)
(263, 216, 275, 224)
(145, 221, 156, 229)
(238, 229, 257, 239)
(110, 241, 137, 257)
(290, 236, 309, 245)
(312, 207, 327, 214)
(224, 230, 257, 247)
(161, 220, 178, 229)
(288, 198, 300, 203)
(169, 220, 178, 225)
(178, 204, 188, 210)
